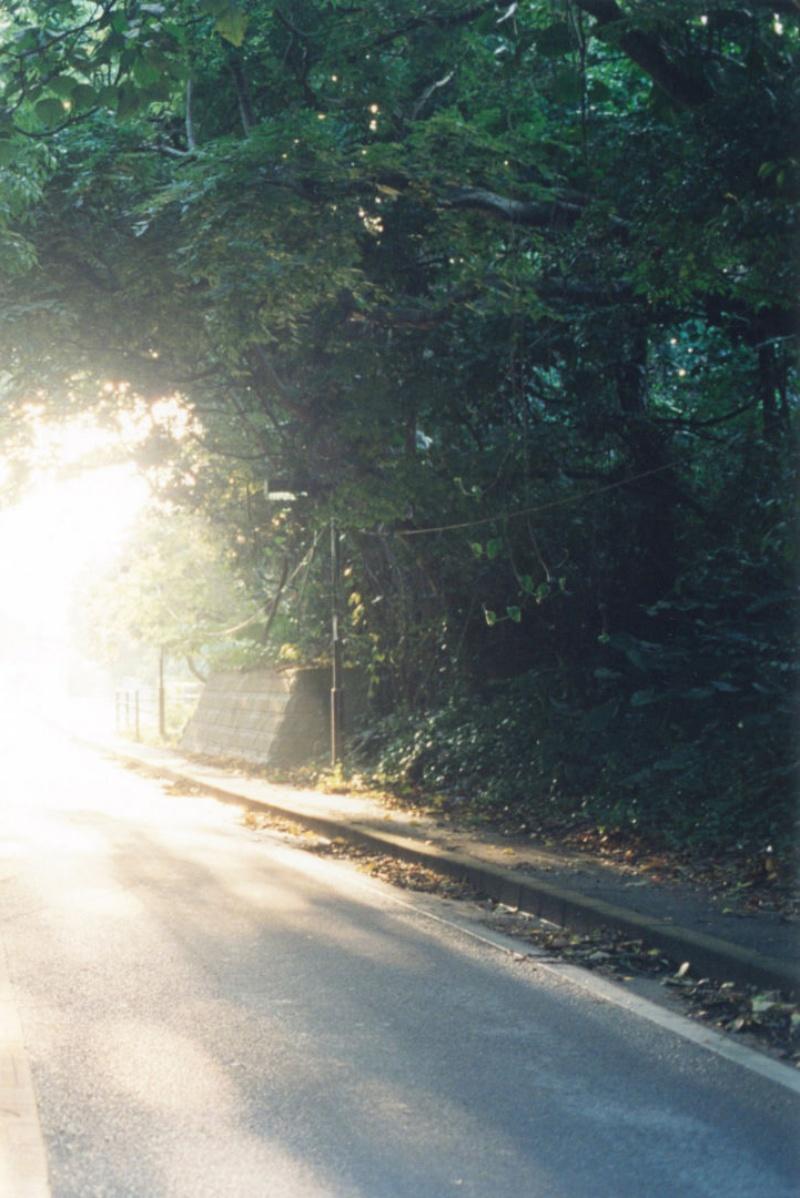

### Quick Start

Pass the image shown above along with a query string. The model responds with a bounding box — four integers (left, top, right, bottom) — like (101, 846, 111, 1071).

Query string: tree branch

(227, 46, 254, 134)
(366, 2, 496, 52)
(360, 283, 480, 330)
(124, 142, 196, 159)
(411, 69, 456, 120)
(185, 655, 208, 683)
(185, 75, 197, 151)
(575, 0, 714, 108)
(655, 397, 762, 429)
(261, 556, 290, 644)
(442, 187, 588, 228)
(746, 1, 800, 14)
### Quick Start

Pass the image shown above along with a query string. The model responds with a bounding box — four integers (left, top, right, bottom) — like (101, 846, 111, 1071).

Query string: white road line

(386, 886, 800, 1098)
(125, 757, 800, 1102)
(257, 834, 800, 1099)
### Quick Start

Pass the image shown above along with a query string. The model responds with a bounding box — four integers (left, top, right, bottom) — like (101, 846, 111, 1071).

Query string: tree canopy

(76, 506, 262, 674)
(0, 1, 797, 852)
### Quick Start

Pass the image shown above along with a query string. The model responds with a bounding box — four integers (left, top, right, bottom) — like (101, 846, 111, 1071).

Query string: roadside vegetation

(0, 2, 796, 862)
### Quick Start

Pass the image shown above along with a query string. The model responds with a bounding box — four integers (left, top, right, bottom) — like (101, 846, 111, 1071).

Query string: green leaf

(535, 23, 572, 56)
(215, 6, 249, 47)
(506, 605, 522, 623)
(13, 27, 39, 51)
(550, 68, 582, 104)
(48, 74, 79, 99)
(470, 542, 484, 558)
(34, 98, 66, 127)
(583, 699, 619, 732)
(746, 589, 794, 613)
(97, 85, 121, 108)
(116, 83, 140, 118)
(630, 689, 660, 707)
(609, 636, 648, 670)
(0, 138, 18, 166)
(520, 574, 534, 593)
(588, 79, 612, 102)
(486, 538, 502, 560)
(484, 608, 498, 627)
(652, 748, 697, 772)
(70, 85, 97, 111)
(133, 58, 162, 88)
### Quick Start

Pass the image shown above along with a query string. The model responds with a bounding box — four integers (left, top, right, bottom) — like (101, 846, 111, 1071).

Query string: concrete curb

(101, 739, 800, 999)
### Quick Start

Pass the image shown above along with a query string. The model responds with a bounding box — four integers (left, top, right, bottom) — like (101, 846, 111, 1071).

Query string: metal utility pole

(330, 518, 344, 766)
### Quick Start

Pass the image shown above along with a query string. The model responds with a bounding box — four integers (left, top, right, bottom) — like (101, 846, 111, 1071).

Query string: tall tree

(0, 1, 796, 847)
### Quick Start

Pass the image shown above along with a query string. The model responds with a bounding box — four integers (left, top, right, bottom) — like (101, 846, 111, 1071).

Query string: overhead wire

(376, 457, 687, 538)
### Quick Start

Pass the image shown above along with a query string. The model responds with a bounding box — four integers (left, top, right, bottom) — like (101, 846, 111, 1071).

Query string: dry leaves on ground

(557, 828, 799, 917)
(240, 809, 800, 1066)
(311, 837, 481, 900)
(483, 909, 800, 1067)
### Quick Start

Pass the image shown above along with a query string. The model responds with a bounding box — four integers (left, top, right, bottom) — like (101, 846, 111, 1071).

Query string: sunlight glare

(0, 418, 150, 726)
(0, 463, 148, 636)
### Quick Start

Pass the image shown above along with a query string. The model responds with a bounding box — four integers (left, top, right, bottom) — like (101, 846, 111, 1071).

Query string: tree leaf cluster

(0, 0, 797, 852)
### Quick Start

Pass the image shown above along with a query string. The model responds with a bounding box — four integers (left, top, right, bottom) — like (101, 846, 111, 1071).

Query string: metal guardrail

(115, 690, 142, 740)
(115, 682, 202, 741)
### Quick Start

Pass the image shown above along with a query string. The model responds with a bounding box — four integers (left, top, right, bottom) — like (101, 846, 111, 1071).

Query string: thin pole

(134, 690, 141, 742)
(158, 648, 166, 740)
(330, 518, 344, 766)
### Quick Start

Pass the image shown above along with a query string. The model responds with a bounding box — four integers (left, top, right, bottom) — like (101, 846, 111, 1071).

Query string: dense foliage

(75, 507, 263, 677)
(0, 2, 796, 852)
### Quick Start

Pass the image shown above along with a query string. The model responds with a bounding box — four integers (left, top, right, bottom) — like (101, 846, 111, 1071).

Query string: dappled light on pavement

(0, 725, 797, 1197)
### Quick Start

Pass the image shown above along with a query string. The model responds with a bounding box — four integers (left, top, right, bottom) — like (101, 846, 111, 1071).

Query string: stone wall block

(180, 666, 365, 765)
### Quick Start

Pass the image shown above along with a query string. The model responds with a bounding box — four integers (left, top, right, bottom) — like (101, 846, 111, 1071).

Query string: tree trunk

(228, 48, 254, 135)
(613, 329, 678, 617)
(758, 342, 782, 443)
(185, 76, 197, 151)
(185, 655, 207, 683)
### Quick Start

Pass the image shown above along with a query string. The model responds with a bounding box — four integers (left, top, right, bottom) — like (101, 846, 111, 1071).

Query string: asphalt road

(2, 714, 799, 1198)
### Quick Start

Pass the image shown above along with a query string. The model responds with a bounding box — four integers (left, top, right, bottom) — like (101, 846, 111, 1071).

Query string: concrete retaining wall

(180, 667, 355, 765)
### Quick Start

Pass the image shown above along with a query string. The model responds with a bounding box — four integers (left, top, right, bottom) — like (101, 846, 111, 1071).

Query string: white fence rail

(115, 681, 203, 741)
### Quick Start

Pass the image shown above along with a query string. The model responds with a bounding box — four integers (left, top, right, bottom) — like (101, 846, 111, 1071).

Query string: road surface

(1, 714, 798, 1197)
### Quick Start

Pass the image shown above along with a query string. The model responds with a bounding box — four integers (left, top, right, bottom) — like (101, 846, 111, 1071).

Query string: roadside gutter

(90, 736, 800, 999)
